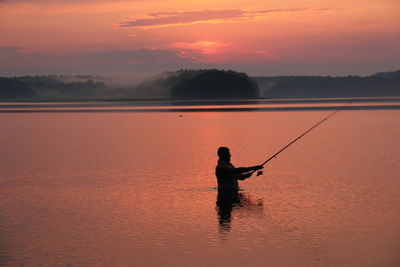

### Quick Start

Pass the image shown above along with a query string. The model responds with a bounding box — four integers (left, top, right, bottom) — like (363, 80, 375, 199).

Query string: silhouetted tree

(171, 69, 259, 99)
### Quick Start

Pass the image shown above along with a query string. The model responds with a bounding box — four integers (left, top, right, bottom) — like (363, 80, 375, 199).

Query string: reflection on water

(216, 191, 264, 239)
(0, 103, 399, 266)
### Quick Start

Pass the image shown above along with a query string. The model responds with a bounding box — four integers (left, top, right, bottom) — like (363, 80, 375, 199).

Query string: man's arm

(236, 172, 253, 180)
(231, 165, 263, 174)
(217, 163, 263, 177)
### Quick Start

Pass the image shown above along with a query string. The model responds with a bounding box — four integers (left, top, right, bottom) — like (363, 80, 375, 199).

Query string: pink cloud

(115, 7, 330, 28)
(116, 9, 245, 28)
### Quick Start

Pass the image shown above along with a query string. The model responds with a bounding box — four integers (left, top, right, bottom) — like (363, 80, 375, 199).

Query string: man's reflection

(216, 189, 240, 234)
(216, 190, 264, 236)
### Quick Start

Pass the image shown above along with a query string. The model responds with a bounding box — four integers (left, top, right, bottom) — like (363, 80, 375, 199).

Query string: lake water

(1, 99, 400, 266)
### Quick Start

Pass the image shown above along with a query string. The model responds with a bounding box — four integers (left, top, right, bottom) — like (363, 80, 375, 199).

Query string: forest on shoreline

(1, 69, 399, 101)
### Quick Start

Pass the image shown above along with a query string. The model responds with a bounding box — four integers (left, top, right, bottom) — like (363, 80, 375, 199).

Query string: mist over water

(0, 101, 399, 266)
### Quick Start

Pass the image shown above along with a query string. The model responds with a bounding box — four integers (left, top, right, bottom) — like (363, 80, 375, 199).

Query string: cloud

(116, 9, 245, 28)
(116, 7, 328, 28)
(0, 47, 208, 76)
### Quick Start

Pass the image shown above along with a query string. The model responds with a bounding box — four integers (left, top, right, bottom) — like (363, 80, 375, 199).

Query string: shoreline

(1, 96, 400, 104)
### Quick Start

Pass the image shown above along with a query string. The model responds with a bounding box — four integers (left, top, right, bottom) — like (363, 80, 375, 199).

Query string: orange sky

(0, 0, 399, 76)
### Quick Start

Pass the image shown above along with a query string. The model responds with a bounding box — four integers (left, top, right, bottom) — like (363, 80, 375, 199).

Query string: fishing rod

(253, 102, 352, 176)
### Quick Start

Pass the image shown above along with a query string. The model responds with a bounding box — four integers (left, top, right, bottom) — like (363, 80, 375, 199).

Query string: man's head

(217, 146, 231, 162)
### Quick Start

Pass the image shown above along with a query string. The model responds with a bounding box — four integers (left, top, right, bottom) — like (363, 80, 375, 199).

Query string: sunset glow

(1, 0, 399, 76)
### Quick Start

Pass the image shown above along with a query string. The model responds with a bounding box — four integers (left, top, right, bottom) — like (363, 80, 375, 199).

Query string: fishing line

(254, 100, 354, 176)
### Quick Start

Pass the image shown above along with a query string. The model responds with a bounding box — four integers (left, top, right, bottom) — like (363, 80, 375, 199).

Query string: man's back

(215, 159, 239, 191)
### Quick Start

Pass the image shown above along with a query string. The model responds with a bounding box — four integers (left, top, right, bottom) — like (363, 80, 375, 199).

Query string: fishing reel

(256, 171, 263, 176)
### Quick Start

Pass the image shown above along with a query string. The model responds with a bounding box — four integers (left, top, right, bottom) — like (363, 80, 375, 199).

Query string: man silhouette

(215, 147, 263, 229)
(215, 146, 263, 193)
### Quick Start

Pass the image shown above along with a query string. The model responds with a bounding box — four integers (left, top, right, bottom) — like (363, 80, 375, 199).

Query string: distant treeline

(0, 69, 399, 101)
(0, 75, 107, 100)
(254, 70, 400, 98)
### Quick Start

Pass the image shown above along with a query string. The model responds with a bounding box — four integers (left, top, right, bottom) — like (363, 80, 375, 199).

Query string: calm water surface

(0, 101, 399, 266)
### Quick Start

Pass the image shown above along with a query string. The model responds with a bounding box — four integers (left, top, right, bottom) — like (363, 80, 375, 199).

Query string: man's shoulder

(216, 160, 235, 173)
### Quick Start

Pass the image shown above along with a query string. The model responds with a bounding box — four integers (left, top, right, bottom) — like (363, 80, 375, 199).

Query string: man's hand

(254, 165, 263, 171)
